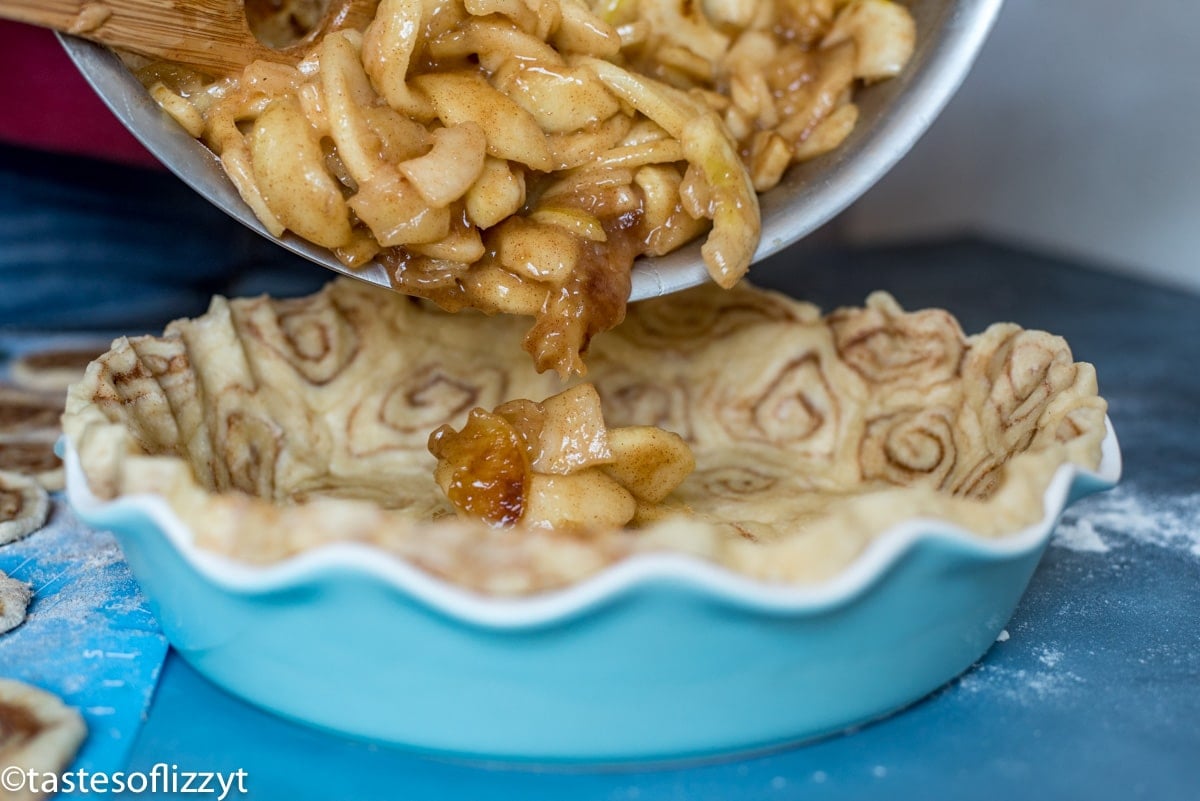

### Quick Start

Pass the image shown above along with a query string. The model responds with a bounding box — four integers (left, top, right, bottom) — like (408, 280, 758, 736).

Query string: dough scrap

(0, 570, 32, 635)
(0, 386, 67, 491)
(0, 679, 87, 801)
(0, 386, 64, 435)
(9, 348, 105, 396)
(0, 470, 51, 546)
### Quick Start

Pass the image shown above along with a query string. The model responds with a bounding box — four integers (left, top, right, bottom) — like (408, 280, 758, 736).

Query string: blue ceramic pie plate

(63, 419, 1119, 764)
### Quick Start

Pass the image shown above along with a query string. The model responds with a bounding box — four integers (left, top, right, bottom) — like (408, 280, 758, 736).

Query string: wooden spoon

(0, 0, 377, 76)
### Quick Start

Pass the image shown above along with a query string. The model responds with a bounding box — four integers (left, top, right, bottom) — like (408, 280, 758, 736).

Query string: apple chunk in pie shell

(63, 279, 1107, 595)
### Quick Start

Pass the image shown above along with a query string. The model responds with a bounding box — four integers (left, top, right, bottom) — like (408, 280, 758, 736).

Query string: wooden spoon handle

(0, 0, 277, 75)
(0, 0, 123, 35)
(0, 0, 377, 76)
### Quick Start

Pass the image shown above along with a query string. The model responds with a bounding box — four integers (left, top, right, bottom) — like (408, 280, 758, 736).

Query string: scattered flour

(1053, 485, 1200, 557)
(0, 502, 166, 771)
(957, 662, 1085, 705)
(0, 512, 147, 641)
(956, 643, 1083, 706)
(1052, 518, 1110, 553)
(1037, 647, 1063, 669)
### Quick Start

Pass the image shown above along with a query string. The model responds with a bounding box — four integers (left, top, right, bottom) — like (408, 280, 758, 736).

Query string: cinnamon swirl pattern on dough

(63, 281, 1108, 593)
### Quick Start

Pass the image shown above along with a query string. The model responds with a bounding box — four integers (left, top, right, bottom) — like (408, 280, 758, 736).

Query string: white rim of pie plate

(63, 417, 1120, 629)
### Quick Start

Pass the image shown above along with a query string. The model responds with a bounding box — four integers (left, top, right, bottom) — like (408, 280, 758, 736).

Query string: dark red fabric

(0, 21, 162, 169)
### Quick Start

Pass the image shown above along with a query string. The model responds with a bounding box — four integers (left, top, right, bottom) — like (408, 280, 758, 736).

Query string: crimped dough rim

(63, 426, 1119, 626)
(63, 279, 1109, 596)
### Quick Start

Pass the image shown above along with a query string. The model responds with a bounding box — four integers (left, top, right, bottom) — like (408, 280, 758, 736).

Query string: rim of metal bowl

(59, 0, 1003, 301)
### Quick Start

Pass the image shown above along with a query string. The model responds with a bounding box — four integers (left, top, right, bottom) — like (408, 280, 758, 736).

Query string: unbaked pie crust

(63, 279, 1107, 595)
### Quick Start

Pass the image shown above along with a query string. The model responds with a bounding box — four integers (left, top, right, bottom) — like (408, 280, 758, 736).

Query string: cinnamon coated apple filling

(139, 0, 917, 375)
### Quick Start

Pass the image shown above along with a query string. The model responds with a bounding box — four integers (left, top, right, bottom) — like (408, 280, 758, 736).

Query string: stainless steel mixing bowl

(59, 0, 1003, 301)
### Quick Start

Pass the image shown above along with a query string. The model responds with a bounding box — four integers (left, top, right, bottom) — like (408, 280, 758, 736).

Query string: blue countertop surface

(3, 238, 1198, 800)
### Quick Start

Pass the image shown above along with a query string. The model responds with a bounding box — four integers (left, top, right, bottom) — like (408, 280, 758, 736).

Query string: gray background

(838, 0, 1200, 292)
